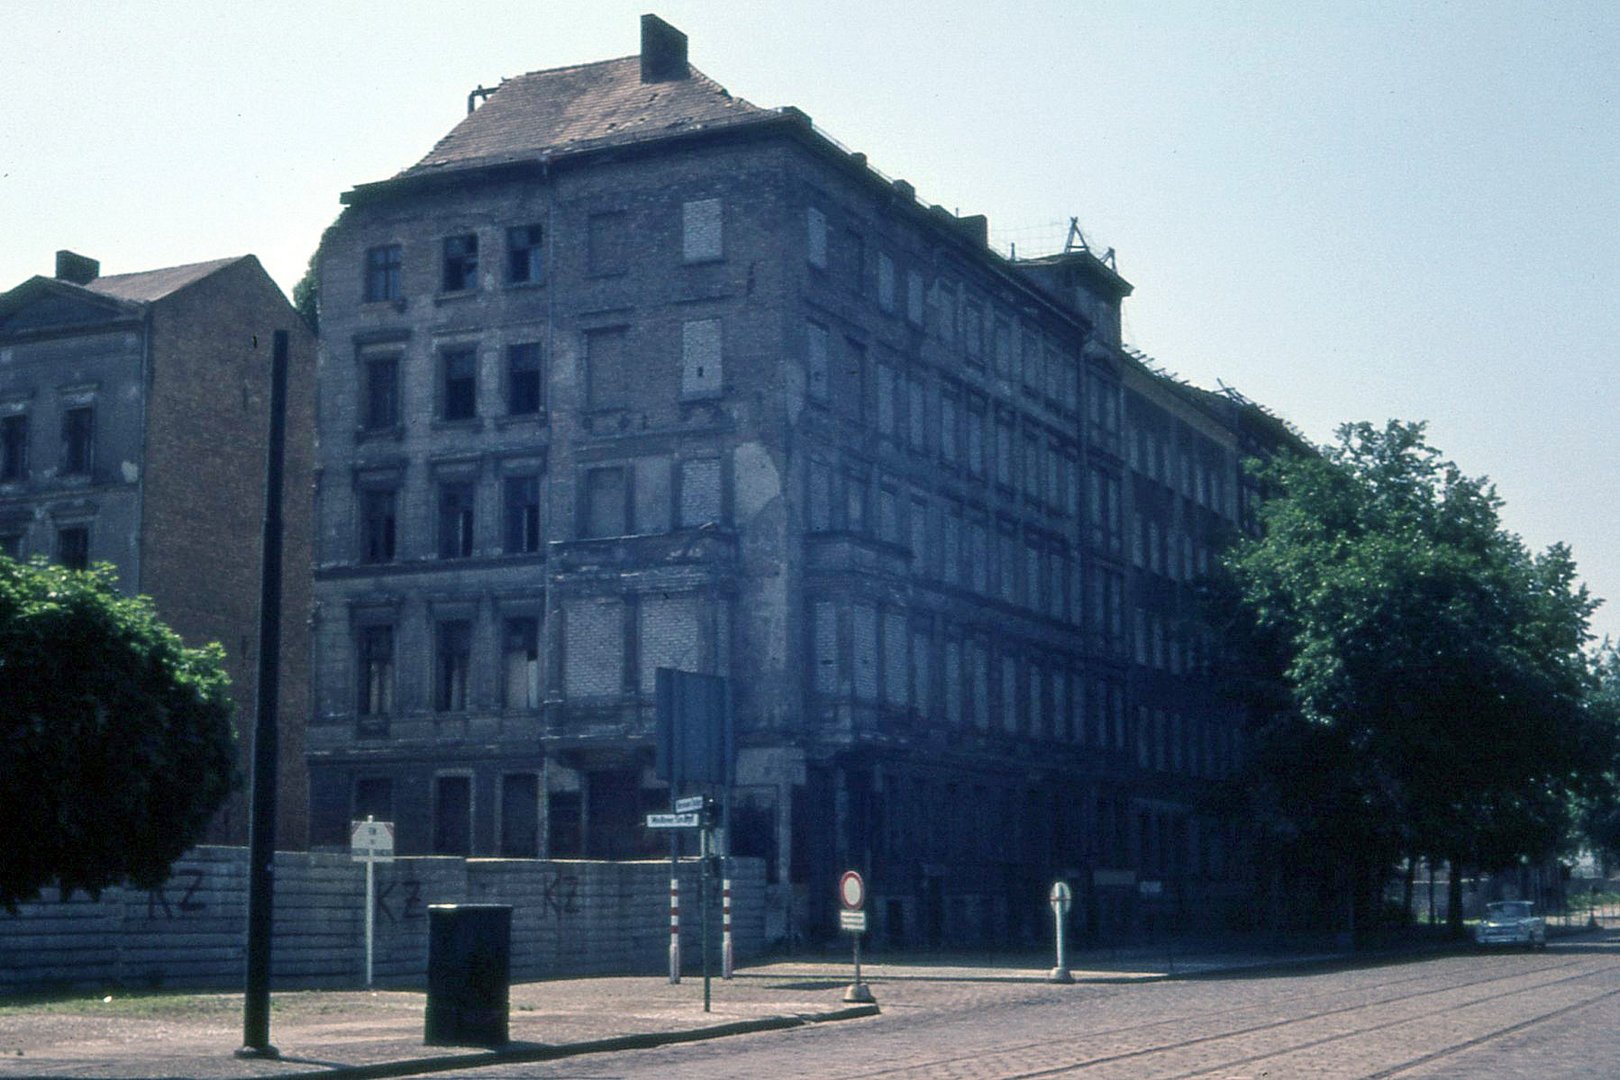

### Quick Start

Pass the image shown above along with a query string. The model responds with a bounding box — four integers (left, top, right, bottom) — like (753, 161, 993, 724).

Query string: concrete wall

(0, 847, 765, 994)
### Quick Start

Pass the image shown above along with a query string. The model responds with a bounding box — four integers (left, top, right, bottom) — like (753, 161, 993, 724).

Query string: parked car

(1474, 900, 1547, 949)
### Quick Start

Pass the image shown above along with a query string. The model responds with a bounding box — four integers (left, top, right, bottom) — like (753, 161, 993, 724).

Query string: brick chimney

(640, 14, 689, 83)
(55, 250, 99, 286)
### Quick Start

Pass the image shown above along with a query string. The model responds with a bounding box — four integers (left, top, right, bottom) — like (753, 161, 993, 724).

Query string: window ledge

(434, 289, 479, 306)
(430, 418, 486, 433)
(355, 425, 405, 444)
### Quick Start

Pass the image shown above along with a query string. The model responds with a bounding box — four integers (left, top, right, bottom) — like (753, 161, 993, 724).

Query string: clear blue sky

(4, 1, 1616, 643)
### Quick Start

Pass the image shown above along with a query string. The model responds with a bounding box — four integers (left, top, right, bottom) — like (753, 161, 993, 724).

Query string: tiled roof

(402, 56, 776, 177)
(88, 257, 245, 302)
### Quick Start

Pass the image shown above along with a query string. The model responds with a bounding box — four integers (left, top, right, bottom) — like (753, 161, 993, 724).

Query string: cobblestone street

(458, 939, 1620, 1079)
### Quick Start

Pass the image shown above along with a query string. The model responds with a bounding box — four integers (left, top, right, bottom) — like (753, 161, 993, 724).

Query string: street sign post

(350, 817, 395, 987)
(838, 870, 875, 1004)
(1048, 880, 1074, 983)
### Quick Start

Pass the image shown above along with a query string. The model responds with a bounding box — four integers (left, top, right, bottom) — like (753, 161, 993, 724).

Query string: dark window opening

(433, 775, 472, 856)
(357, 625, 394, 719)
(507, 224, 544, 284)
(438, 481, 475, 558)
(360, 488, 397, 564)
(0, 533, 20, 559)
(1, 414, 28, 481)
(503, 474, 541, 554)
(354, 777, 393, 824)
(441, 347, 477, 421)
(500, 773, 540, 857)
(61, 406, 93, 476)
(56, 525, 89, 570)
(364, 245, 402, 303)
(363, 355, 399, 431)
(435, 620, 471, 712)
(506, 343, 542, 415)
(502, 616, 540, 709)
(442, 234, 478, 292)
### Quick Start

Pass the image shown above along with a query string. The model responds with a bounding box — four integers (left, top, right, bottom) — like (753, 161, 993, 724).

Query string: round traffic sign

(839, 870, 866, 910)
(1049, 880, 1073, 913)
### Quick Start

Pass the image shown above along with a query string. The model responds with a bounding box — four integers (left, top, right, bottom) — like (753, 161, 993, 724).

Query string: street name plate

(645, 812, 702, 829)
(839, 909, 867, 932)
(674, 796, 706, 814)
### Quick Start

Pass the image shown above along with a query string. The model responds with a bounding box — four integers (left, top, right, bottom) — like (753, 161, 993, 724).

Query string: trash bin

(424, 904, 512, 1047)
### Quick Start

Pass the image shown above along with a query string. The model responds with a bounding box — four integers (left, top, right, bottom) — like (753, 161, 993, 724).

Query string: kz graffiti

(147, 869, 206, 919)
(374, 880, 424, 924)
(543, 873, 580, 918)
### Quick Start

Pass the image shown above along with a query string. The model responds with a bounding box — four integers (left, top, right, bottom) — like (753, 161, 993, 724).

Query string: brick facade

(0, 254, 315, 848)
(306, 16, 1295, 946)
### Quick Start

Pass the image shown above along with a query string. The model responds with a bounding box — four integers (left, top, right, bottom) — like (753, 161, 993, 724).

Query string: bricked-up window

(61, 406, 93, 476)
(503, 475, 541, 554)
(354, 777, 393, 823)
(807, 460, 832, 531)
(806, 322, 830, 402)
(877, 252, 896, 313)
(441, 234, 478, 292)
(437, 481, 475, 558)
(502, 617, 540, 709)
(564, 598, 625, 698)
(360, 488, 397, 564)
(939, 392, 958, 462)
(500, 773, 540, 857)
(812, 601, 838, 694)
(364, 245, 402, 303)
(357, 625, 394, 718)
(806, 206, 828, 269)
(682, 198, 722, 262)
(587, 211, 628, 274)
(906, 269, 925, 326)
(435, 620, 471, 712)
(681, 318, 722, 398)
(907, 378, 926, 451)
(584, 327, 628, 410)
(362, 352, 400, 431)
(883, 610, 908, 708)
(876, 366, 896, 438)
(679, 458, 722, 527)
(582, 466, 627, 538)
(0, 414, 27, 481)
(994, 418, 1013, 488)
(840, 229, 864, 292)
(852, 603, 878, 701)
(966, 405, 985, 477)
(963, 302, 984, 362)
(56, 525, 89, 570)
(506, 224, 544, 284)
(440, 347, 477, 421)
(433, 775, 472, 855)
(838, 339, 866, 422)
(506, 343, 542, 415)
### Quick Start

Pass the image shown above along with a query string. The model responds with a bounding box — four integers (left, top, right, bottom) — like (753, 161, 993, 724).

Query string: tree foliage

(1214, 421, 1610, 930)
(0, 557, 239, 910)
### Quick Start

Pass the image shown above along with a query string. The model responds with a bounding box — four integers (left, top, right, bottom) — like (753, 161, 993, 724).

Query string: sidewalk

(0, 943, 1360, 1079)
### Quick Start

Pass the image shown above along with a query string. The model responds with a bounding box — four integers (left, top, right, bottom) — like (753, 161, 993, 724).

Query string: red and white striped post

(722, 878, 734, 979)
(669, 877, 682, 984)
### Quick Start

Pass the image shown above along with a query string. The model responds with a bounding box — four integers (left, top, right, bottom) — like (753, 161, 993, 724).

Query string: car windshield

(1486, 901, 1533, 919)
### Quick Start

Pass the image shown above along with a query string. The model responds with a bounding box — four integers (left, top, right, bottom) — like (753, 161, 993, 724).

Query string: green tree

(1215, 421, 1606, 935)
(0, 557, 239, 910)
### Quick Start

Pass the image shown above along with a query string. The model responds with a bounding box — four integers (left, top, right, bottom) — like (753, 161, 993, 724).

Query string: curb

(314, 1004, 882, 1080)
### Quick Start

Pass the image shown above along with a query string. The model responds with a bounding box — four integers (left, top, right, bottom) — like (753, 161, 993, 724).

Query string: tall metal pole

(238, 330, 288, 1059)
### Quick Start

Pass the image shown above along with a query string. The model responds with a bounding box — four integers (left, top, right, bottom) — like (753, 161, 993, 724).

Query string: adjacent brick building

(0, 252, 315, 848)
(307, 15, 1294, 944)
